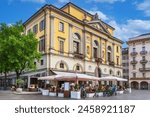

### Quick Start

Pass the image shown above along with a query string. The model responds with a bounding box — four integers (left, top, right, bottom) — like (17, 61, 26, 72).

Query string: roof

(128, 33, 150, 42)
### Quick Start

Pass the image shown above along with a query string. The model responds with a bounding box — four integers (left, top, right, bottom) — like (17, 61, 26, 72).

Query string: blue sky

(0, 0, 150, 47)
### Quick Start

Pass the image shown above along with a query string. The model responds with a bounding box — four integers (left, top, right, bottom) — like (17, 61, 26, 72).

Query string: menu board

(64, 82, 70, 91)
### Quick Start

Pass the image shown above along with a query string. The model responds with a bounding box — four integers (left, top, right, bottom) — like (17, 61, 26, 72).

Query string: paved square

(0, 90, 150, 100)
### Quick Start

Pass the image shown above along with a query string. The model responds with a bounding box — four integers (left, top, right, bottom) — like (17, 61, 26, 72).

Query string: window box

(41, 89, 49, 96)
(71, 91, 81, 99)
(58, 93, 64, 97)
(49, 92, 57, 96)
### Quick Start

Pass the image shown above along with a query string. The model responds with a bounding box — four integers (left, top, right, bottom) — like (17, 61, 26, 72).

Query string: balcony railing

(73, 52, 84, 59)
(140, 50, 148, 55)
(130, 60, 138, 64)
(140, 59, 148, 64)
(109, 61, 115, 66)
(130, 52, 138, 56)
(139, 68, 150, 72)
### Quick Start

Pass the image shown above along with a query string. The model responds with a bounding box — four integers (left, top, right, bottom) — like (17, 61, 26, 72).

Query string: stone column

(138, 82, 140, 90)
(27, 76, 30, 88)
(148, 83, 150, 90)
(69, 24, 73, 56)
(100, 38, 102, 58)
(50, 15, 55, 52)
(112, 43, 115, 62)
(45, 10, 50, 72)
(105, 40, 108, 64)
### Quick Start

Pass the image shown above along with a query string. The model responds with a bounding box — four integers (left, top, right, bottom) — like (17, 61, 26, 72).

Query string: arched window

(60, 63, 64, 69)
(117, 71, 121, 76)
(73, 33, 80, 53)
(93, 40, 98, 58)
(109, 69, 113, 75)
(107, 46, 112, 62)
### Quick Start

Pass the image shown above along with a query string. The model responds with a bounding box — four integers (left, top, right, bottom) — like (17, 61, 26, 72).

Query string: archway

(131, 81, 139, 89)
(140, 81, 148, 90)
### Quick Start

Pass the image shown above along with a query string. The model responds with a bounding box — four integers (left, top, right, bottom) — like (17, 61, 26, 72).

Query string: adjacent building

(128, 33, 150, 90)
(122, 48, 129, 80)
(0, 2, 123, 89)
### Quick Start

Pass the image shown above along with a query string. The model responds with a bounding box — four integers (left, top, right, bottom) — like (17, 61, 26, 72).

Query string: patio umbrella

(99, 76, 127, 81)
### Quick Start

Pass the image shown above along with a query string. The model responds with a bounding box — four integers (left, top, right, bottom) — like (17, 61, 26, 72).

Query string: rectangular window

(59, 39, 64, 54)
(41, 60, 44, 66)
(117, 46, 119, 53)
(142, 64, 145, 69)
(133, 65, 136, 70)
(39, 36, 45, 52)
(33, 24, 38, 34)
(59, 22, 64, 32)
(133, 73, 136, 78)
(94, 48, 98, 58)
(133, 48, 135, 52)
(142, 73, 145, 77)
(142, 56, 145, 60)
(39, 20, 45, 31)
(142, 46, 145, 51)
(116, 56, 119, 65)
(73, 41, 79, 53)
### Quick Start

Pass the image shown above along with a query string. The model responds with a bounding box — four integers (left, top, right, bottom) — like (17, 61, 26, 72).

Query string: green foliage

(0, 21, 41, 82)
(16, 78, 24, 87)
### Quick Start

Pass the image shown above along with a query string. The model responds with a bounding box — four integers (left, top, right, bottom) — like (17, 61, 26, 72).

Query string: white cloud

(108, 20, 150, 42)
(88, 0, 126, 4)
(57, 0, 70, 3)
(89, 10, 109, 21)
(20, 0, 46, 3)
(137, 0, 150, 16)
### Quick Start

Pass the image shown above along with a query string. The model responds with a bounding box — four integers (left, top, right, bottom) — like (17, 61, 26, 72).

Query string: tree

(0, 23, 14, 89)
(0, 21, 41, 88)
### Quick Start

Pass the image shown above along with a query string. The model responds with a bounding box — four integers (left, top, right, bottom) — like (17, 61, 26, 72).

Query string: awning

(99, 76, 128, 81)
(38, 71, 100, 81)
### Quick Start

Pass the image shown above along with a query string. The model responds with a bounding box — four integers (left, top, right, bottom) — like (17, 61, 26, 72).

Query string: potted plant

(16, 78, 24, 93)
(71, 84, 81, 99)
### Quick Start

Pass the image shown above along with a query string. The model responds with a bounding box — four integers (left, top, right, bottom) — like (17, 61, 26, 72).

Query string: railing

(130, 60, 138, 64)
(140, 59, 148, 64)
(73, 52, 84, 59)
(139, 68, 150, 71)
(130, 52, 138, 56)
(109, 61, 115, 66)
(140, 51, 148, 55)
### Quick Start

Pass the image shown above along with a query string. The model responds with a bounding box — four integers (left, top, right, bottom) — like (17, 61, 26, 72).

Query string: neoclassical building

(128, 33, 150, 90)
(0, 2, 123, 88)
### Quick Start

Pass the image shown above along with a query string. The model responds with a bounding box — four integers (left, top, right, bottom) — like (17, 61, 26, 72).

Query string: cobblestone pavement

(0, 90, 150, 100)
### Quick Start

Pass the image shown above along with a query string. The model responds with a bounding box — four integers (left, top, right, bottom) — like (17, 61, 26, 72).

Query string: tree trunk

(4, 72, 7, 90)
(16, 72, 20, 88)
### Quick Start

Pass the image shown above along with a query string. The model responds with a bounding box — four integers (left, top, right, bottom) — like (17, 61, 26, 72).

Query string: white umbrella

(100, 76, 127, 81)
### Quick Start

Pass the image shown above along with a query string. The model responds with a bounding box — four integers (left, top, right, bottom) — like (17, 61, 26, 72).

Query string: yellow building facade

(24, 2, 123, 85)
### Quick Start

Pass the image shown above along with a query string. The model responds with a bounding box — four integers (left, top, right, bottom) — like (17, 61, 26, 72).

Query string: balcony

(130, 60, 137, 64)
(95, 57, 103, 64)
(140, 50, 148, 55)
(140, 59, 148, 64)
(139, 68, 150, 72)
(73, 52, 84, 59)
(130, 52, 138, 56)
(109, 61, 115, 66)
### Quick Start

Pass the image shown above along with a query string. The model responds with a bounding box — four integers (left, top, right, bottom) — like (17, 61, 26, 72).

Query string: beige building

(0, 2, 123, 88)
(128, 33, 150, 90)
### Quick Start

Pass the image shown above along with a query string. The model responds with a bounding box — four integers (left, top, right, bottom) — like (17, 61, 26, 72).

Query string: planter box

(42, 90, 49, 96)
(71, 91, 81, 99)
(116, 91, 124, 94)
(86, 93, 95, 98)
(58, 93, 64, 97)
(97, 92, 103, 97)
(49, 92, 57, 96)
(16, 88, 23, 93)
